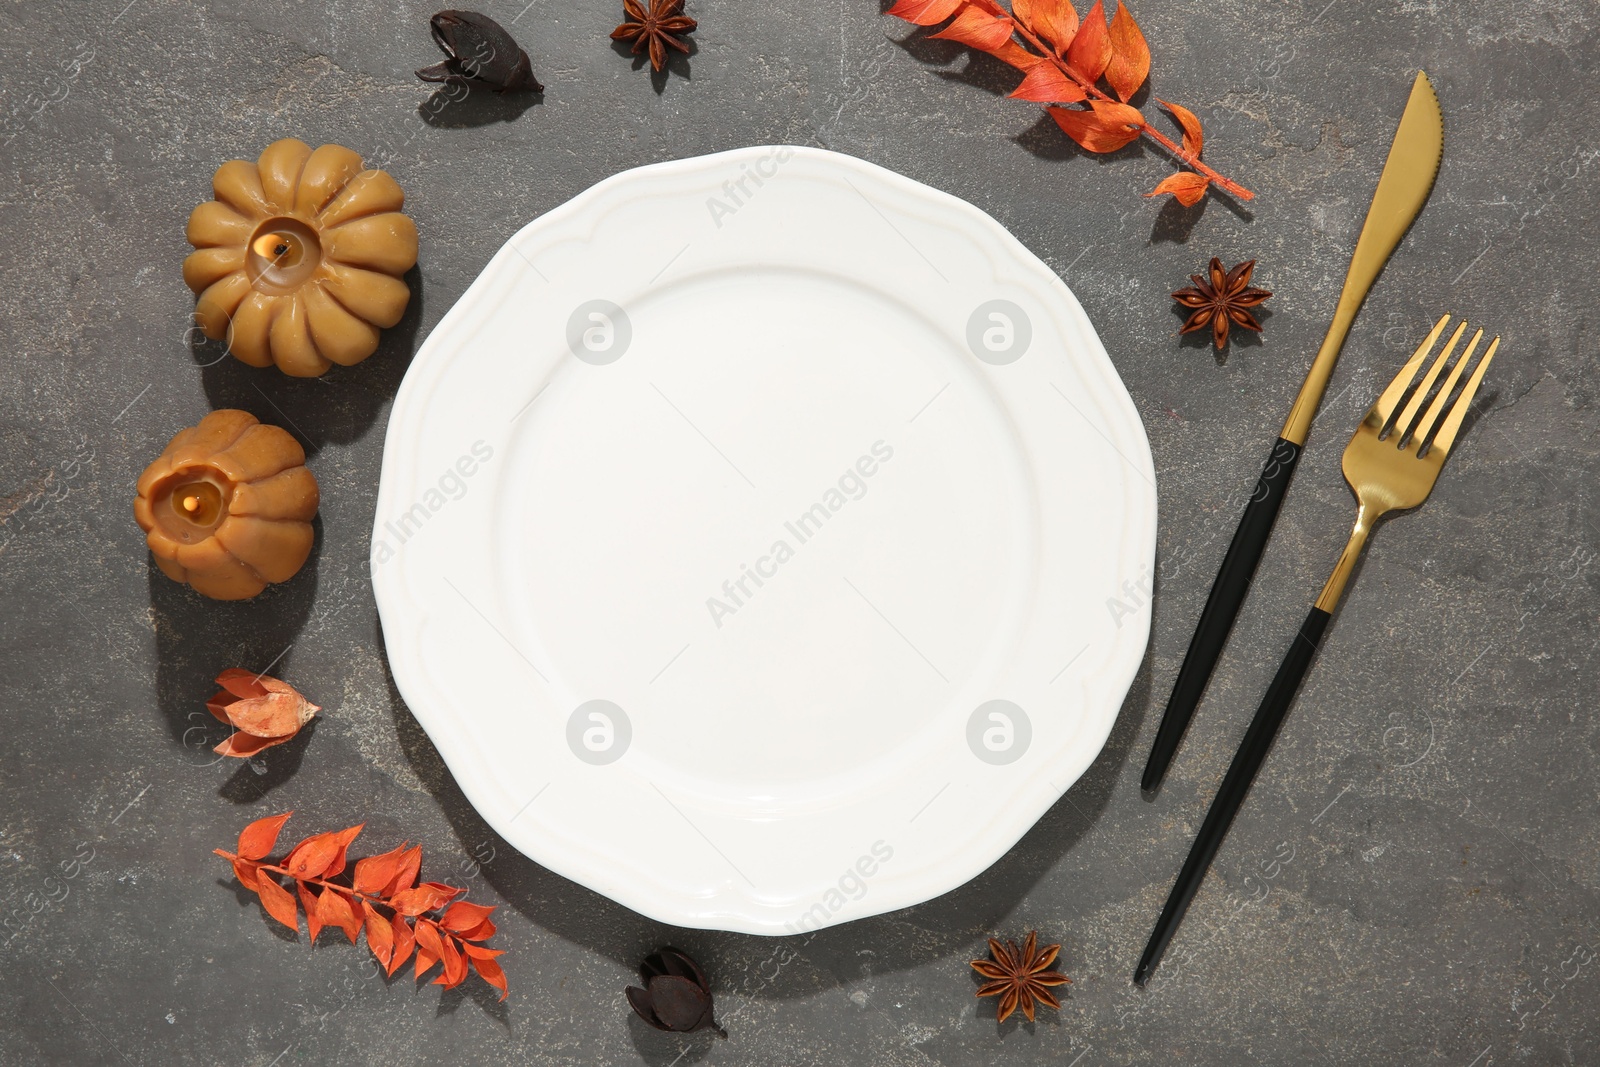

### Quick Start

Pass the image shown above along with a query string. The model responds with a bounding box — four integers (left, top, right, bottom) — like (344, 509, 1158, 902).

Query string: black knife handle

(1142, 437, 1302, 792)
(1134, 604, 1331, 985)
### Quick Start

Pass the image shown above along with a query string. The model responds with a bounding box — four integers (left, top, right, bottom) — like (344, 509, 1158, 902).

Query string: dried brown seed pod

(625, 947, 726, 1038)
(418, 10, 543, 93)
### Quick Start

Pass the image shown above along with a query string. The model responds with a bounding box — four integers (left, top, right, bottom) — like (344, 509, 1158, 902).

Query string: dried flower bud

(206, 668, 320, 758)
(626, 947, 726, 1038)
(417, 10, 543, 93)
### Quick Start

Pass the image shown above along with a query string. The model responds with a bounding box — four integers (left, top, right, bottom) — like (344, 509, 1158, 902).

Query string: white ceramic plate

(372, 146, 1156, 935)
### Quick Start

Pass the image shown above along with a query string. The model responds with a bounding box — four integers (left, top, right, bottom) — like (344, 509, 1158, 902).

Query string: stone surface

(1, 0, 1596, 1064)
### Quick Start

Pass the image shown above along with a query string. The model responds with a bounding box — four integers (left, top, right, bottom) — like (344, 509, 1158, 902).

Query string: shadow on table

(610, 36, 696, 96)
(193, 266, 423, 455)
(154, 268, 421, 795)
(377, 616, 1156, 1026)
(419, 84, 542, 128)
(147, 536, 321, 802)
(1009, 107, 1151, 190)
(1150, 189, 1255, 245)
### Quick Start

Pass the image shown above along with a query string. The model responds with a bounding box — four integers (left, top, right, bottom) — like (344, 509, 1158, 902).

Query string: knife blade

(1141, 71, 1443, 793)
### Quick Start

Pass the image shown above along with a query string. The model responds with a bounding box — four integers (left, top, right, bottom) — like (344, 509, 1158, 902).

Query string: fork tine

(1393, 319, 1469, 442)
(1429, 336, 1499, 458)
(1415, 328, 1484, 446)
(1371, 314, 1452, 426)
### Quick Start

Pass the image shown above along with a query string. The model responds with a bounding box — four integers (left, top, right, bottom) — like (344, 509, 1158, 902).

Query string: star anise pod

(970, 931, 1071, 1023)
(1172, 257, 1273, 350)
(611, 0, 697, 73)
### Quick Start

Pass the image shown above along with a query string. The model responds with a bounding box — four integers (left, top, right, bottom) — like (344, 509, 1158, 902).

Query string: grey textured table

(2, 0, 1596, 1064)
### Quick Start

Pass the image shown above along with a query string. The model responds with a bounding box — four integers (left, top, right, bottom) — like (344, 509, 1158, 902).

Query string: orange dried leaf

(322, 824, 365, 880)
(214, 731, 286, 758)
(255, 874, 300, 932)
(456, 916, 498, 942)
(389, 916, 417, 976)
(1148, 170, 1210, 205)
(283, 832, 343, 881)
(300, 883, 325, 943)
(470, 954, 509, 1001)
(365, 908, 395, 967)
(929, 6, 1016, 51)
(237, 812, 293, 862)
(230, 859, 261, 891)
(461, 942, 506, 961)
(353, 844, 407, 896)
(389, 889, 428, 917)
(1009, 61, 1087, 102)
(440, 901, 496, 934)
(386, 846, 423, 897)
(205, 691, 235, 723)
(1049, 99, 1144, 152)
(1064, 0, 1111, 83)
(258, 675, 311, 700)
(1015, 0, 1079, 54)
(966, 0, 1013, 16)
(225, 693, 312, 739)
(435, 934, 468, 987)
(420, 881, 466, 903)
(390, 881, 466, 917)
(414, 920, 445, 981)
(317, 888, 363, 944)
(1157, 98, 1203, 156)
(989, 39, 1045, 70)
(1104, 1, 1150, 101)
(886, 0, 966, 26)
(215, 668, 267, 700)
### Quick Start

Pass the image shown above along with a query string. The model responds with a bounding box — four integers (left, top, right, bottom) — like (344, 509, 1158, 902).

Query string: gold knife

(1140, 72, 1444, 793)
(1280, 72, 1446, 443)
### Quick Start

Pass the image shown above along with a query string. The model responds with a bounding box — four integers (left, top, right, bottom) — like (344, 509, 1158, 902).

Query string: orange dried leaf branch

(215, 814, 508, 1001)
(887, 0, 1254, 203)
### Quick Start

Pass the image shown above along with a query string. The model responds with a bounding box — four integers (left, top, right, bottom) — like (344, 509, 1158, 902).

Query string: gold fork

(1316, 314, 1498, 612)
(1135, 314, 1500, 984)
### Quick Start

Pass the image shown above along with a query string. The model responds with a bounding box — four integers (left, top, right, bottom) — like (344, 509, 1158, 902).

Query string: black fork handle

(1134, 604, 1333, 984)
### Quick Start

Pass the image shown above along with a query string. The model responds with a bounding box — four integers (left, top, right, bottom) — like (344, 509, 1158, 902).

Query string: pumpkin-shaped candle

(183, 138, 418, 377)
(135, 410, 319, 600)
